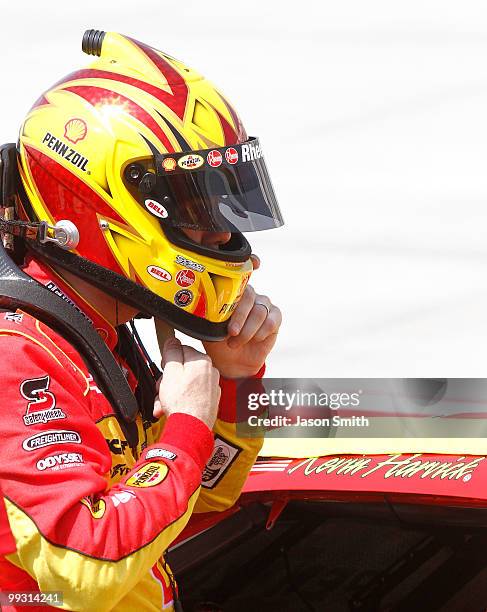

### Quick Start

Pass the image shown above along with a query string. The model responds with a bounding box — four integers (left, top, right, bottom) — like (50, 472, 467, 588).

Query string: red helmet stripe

(218, 93, 247, 142)
(31, 95, 49, 110)
(24, 145, 125, 275)
(192, 290, 207, 318)
(55, 68, 189, 127)
(128, 37, 189, 121)
(213, 107, 239, 146)
(64, 85, 175, 153)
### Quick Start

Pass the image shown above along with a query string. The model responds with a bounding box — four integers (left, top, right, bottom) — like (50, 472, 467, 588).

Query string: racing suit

(0, 256, 264, 611)
(0, 486, 15, 556)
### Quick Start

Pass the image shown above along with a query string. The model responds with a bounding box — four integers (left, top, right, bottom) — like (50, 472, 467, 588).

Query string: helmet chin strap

(0, 217, 80, 250)
(27, 241, 230, 341)
(155, 318, 176, 352)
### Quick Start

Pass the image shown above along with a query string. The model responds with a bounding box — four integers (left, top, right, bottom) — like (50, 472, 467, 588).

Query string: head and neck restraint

(0, 142, 140, 434)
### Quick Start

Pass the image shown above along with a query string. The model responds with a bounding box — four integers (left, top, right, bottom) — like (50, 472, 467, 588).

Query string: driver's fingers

(228, 285, 256, 336)
(161, 337, 184, 368)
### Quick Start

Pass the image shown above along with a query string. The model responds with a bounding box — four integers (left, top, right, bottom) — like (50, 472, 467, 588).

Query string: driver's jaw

(181, 229, 232, 250)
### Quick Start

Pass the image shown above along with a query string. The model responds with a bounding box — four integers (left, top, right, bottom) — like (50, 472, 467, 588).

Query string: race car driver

(0, 30, 283, 611)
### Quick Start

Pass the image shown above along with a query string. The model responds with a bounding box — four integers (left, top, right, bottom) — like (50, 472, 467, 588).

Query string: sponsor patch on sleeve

(20, 375, 66, 426)
(4, 312, 23, 323)
(146, 448, 178, 461)
(201, 435, 242, 489)
(125, 462, 169, 488)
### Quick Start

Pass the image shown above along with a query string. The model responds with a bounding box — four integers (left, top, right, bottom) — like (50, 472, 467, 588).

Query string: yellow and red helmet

(17, 30, 283, 340)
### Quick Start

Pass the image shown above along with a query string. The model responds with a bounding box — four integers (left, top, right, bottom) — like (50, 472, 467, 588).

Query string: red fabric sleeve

(0, 333, 214, 562)
(0, 485, 15, 556)
(217, 363, 266, 423)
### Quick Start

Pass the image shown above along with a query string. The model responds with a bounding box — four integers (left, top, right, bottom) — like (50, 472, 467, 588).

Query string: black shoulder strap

(0, 142, 139, 441)
(0, 144, 17, 208)
(0, 246, 140, 423)
(116, 324, 160, 426)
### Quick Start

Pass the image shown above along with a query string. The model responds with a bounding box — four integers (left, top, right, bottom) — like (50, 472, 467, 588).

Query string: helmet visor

(149, 137, 284, 233)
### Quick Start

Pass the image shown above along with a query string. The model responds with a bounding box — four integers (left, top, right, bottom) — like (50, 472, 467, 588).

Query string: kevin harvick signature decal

(286, 454, 485, 481)
(249, 454, 487, 489)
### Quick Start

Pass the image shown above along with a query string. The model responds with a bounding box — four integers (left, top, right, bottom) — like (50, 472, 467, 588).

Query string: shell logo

(64, 118, 88, 144)
(162, 157, 177, 172)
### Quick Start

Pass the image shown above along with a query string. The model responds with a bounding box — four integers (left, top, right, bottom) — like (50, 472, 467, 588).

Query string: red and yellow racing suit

(0, 257, 264, 611)
(0, 485, 15, 556)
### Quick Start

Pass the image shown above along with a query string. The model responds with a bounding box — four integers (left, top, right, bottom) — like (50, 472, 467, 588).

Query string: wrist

(216, 362, 266, 380)
(160, 413, 214, 470)
(218, 363, 266, 422)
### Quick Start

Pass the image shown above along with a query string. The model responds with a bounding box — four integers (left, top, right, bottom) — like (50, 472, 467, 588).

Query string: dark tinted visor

(151, 137, 283, 233)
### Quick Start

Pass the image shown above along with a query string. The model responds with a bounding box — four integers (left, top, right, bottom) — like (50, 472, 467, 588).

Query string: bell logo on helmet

(177, 154, 204, 170)
(207, 150, 223, 168)
(225, 147, 239, 164)
(144, 199, 168, 219)
(64, 118, 88, 144)
(147, 266, 172, 282)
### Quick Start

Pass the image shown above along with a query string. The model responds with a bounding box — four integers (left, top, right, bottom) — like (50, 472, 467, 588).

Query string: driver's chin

(181, 228, 232, 249)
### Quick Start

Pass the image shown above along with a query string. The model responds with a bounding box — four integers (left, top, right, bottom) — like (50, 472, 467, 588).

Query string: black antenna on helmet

(82, 30, 106, 56)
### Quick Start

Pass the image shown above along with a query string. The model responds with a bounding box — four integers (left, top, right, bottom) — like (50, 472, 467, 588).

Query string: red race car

(169, 381, 487, 611)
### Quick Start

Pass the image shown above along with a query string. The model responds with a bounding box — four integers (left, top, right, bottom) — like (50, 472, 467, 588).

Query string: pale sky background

(1, 1, 487, 377)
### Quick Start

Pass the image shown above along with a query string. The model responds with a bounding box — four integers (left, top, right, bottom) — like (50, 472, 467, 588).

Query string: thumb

(250, 253, 261, 270)
(161, 337, 183, 369)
